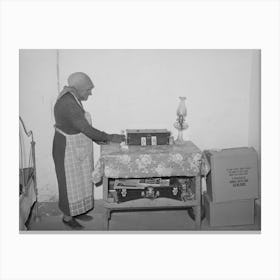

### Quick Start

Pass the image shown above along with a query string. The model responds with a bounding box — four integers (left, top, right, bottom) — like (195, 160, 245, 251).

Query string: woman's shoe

(74, 214, 93, 221)
(62, 217, 84, 230)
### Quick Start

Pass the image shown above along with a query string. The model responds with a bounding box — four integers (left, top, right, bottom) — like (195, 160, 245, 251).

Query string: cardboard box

(204, 147, 259, 203)
(205, 194, 255, 227)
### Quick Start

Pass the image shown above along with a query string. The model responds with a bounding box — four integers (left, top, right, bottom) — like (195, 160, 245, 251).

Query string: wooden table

(92, 141, 210, 230)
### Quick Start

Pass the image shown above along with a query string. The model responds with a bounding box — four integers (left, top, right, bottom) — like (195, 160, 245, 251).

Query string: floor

(27, 199, 261, 232)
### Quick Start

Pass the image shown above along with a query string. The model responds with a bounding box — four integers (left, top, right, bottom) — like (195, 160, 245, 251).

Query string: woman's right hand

(109, 134, 126, 143)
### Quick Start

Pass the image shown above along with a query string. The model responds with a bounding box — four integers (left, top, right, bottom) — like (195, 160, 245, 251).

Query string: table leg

(104, 208, 111, 231)
(34, 201, 40, 222)
(194, 175, 201, 229)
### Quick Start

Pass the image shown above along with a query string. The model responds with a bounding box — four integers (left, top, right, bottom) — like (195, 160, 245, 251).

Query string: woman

(52, 72, 124, 230)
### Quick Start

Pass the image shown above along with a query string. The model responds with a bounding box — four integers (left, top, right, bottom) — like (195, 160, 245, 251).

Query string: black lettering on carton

(227, 167, 251, 188)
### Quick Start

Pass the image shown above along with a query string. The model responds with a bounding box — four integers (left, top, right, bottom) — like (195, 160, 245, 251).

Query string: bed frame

(19, 117, 38, 230)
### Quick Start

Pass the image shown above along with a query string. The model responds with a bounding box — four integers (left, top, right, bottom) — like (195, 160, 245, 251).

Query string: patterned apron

(55, 93, 94, 216)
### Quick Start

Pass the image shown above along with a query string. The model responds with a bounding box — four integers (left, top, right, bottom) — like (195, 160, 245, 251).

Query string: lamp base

(174, 121, 189, 144)
(175, 131, 186, 145)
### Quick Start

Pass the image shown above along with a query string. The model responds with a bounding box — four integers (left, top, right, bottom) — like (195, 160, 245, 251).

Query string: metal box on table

(126, 129, 170, 146)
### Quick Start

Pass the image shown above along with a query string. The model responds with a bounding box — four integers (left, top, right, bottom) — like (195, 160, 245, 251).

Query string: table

(92, 141, 210, 230)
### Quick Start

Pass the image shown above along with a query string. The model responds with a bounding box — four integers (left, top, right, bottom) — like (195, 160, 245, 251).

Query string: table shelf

(102, 175, 202, 230)
(104, 197, 198, 209)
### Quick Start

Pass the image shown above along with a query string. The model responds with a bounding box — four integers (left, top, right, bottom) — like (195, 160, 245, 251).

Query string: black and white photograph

(19, 49, 261, 232)
(1, 1, 280, 280)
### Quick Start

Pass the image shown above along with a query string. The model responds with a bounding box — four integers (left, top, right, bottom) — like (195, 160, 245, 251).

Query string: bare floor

(26, 199, 261, 232)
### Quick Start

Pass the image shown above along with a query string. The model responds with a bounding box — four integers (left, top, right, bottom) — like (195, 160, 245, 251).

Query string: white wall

(19, 50, 58, 201)
(248, 50, 261, 155)
(19, 49, 260, 201)
(248, 50, 261, 198)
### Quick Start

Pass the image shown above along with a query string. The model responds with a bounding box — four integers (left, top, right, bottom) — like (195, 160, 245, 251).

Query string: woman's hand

(109, 134, 126, 143)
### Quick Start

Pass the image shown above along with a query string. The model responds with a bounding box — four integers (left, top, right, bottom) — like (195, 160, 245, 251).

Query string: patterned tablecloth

(92, 141, 210, 184)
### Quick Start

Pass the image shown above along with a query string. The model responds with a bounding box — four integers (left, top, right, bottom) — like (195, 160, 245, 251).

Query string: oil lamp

(174, 96, 188, 144)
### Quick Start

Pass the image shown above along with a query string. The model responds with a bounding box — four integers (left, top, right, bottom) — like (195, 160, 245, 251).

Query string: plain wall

(19, 49, 260, 201)
(19, 50, 58, 201)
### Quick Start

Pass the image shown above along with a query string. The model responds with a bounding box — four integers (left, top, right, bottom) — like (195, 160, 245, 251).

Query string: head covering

(57, 72, 94, 101)
(67, 72, 94, 92)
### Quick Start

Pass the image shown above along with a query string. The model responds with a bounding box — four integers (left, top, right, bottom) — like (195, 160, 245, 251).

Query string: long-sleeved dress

(52, 88, 108, 216)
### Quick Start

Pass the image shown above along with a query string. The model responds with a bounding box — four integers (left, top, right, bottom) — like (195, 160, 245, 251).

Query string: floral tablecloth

(92, 141, 210, 184)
